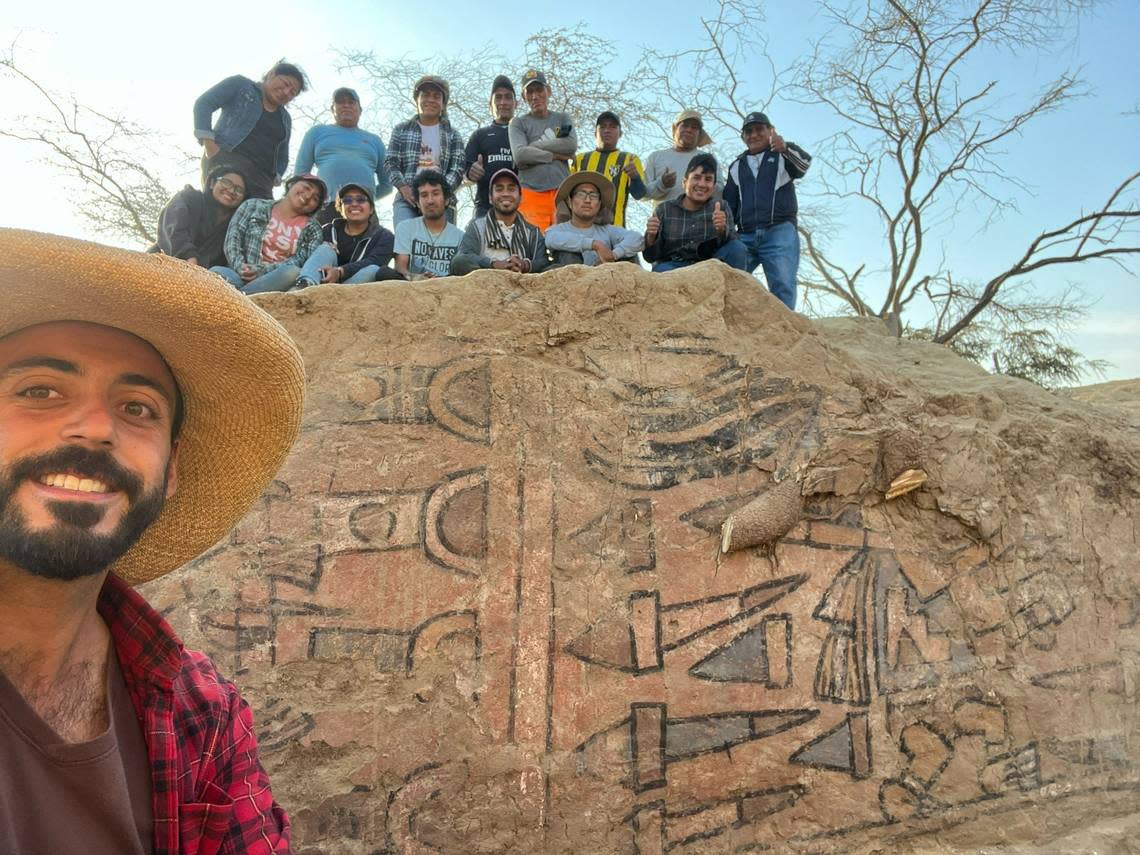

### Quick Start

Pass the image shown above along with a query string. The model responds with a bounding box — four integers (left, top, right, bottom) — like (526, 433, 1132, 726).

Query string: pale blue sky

(3, 0, 1137, 379)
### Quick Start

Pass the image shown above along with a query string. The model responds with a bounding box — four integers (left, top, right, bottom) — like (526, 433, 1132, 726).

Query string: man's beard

(0, 446, 168, 581)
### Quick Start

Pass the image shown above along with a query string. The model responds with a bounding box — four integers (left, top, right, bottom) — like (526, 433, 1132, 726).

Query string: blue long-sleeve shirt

(292, 124, 393, 201)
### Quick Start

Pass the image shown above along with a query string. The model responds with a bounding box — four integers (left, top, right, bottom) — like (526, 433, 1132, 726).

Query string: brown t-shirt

(0, 647, 153, 854)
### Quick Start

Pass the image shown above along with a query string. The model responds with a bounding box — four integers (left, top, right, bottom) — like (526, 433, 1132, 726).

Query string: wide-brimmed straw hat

(0, 229, 305, 585)
(555, 170, 616, 211)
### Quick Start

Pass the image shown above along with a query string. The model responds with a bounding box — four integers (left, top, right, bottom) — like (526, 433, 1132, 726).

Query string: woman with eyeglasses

(155, 165, 248, 269)
(193, 60, 308, 200)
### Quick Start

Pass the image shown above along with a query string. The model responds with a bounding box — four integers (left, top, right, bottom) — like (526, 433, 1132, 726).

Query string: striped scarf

(485, 213, 532, 258)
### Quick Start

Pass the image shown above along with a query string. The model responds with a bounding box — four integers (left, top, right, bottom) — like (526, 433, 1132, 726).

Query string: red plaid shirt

(98, 574, 291, 855)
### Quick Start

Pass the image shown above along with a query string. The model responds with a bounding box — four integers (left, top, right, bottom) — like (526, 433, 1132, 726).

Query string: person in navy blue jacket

(723, 112, 811, 310)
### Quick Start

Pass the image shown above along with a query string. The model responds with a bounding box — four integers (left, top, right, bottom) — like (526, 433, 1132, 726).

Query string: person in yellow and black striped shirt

(571, 111, 647, 228)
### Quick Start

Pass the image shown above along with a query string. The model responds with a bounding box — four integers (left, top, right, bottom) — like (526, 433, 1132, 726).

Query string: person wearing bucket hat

(295, 183, 403, 286)
(452, 167, 548, 276)
(384, 75, 465, 227)
(293, 86, 394, 225)
(644, 109, 720, 203)
(508, 69, 577, 232)
(211, 173, 327, 294)
(0, 229, 303, 852)
(723, 111, 812, 310)
(464, 75, 519, 219)
(545, 171, 644, 267)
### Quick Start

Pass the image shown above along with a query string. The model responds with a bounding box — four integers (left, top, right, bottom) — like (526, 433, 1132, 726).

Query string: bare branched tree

(1, 48, 187, 246)
(337, 25, 651, 143)
(911, 278, 1108, 387)
(631, 0, 779, 148)
(792, 0, 1139, 343)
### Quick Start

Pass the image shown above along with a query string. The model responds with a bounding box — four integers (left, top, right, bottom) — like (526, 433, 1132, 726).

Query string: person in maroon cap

(210, 173, 327, 293)
(452, 167, 548, 275)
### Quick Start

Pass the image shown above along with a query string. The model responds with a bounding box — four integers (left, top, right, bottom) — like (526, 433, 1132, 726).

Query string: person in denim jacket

(211, 174, 326, 295)
(194, 61, 307, 200)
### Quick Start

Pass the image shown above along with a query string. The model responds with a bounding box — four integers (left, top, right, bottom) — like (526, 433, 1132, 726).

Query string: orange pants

(519, 188, 558, 232)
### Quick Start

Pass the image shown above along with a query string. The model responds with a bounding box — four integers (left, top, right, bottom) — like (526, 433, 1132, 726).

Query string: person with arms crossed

(393, 169, 465, 280)
(292, 87, 393, 224)
(0, 228, 304, 854)
(508, 69, 577, 232)
(723, 111, 811, 310)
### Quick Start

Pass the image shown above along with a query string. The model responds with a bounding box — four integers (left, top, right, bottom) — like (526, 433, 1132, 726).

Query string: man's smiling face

(0, 321, 180, 580)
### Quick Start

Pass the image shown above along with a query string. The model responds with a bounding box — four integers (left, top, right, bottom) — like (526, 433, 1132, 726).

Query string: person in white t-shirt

(384, 76, 466, 227)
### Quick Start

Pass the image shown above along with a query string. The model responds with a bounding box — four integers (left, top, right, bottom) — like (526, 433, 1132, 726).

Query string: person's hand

(185, 256, 199, 267)
(320, 266, 342, 284)
(422, 270, 437, 279)
(506, 256, 526, 272)
(491, 259, 511, 270)
(468, 155, 485, 181)
(622, 160, 639, 177)
(239, 263, 257, 283)
(400, 185, 417, 206)
(592, 240, 616, 263)
(769, 130, 786, 152)
(645, 213, 661, 244)
(713, 201, 727, 234)
(662, 167, 676, 189)
(202, 139, 220, 159)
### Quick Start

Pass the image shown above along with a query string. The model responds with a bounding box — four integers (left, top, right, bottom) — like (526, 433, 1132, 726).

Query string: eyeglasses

(573, 191, 601, 201)
(340, 194, 370, 205)
(215, 178, 246, 196)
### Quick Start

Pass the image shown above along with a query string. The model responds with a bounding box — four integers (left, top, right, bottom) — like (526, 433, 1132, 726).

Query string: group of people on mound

(157, 60, 810, 310)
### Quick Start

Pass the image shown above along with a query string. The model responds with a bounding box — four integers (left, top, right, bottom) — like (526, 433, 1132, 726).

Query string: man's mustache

(8, 446, 143, 501)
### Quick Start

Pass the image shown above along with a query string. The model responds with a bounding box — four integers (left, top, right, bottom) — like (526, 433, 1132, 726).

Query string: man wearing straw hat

(544, 171, 644, 267)
(0, 229, 303, 853)
(643, 110, 720, 203)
